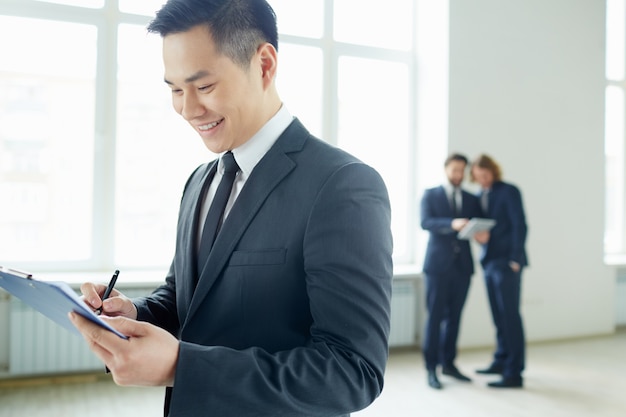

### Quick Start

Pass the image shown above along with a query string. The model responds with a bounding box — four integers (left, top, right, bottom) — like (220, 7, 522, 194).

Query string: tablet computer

(457, 218, 496, 240)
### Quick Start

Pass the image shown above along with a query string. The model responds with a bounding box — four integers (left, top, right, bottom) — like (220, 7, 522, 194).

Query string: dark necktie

(197, 151, 240, 275)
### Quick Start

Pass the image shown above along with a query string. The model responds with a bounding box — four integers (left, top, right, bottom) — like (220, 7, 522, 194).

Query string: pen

(96, 270, 119, 315)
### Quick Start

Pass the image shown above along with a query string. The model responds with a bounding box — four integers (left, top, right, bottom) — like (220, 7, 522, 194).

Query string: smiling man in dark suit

(471, 153, 528, 388)
(420, 153, 485, 389)
(69, 1, 393, 416)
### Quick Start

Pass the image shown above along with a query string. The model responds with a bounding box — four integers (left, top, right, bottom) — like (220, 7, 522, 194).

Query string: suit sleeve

(133, 262, 179, 335)
(169, 162, 393, 416)
(420, 189, 455, 234)
(505, 185, 528, 265)
(468, 193, 485, 219)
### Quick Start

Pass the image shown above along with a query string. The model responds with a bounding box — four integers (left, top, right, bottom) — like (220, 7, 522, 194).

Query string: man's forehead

(164, 70, 213, 85)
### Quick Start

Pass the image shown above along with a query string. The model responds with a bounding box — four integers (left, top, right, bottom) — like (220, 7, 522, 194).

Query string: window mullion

(92, 7, 119, 270)
(322, 0, 337, 146)
(620, 97, 626, 254)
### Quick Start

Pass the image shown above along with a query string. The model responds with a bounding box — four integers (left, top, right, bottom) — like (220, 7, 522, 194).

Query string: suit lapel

(178, 161, 217, 320)
(184, 120, 306, 325)
(438, 186, 454, 216)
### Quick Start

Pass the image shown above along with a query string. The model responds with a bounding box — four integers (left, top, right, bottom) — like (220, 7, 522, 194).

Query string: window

(115, 23, 206, 268)
(118, 0, 165, 16)
(34, 0, 103, 7)
(337, 56, 411, 257)
(272, 0, 423, 264)
(606, 0, 626, 257)
(0, 15, 97, 267)
(0, 0, 447, 272)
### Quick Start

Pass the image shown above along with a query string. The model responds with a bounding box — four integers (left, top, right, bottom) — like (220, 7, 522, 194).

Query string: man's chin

(201, 139, 227, 155)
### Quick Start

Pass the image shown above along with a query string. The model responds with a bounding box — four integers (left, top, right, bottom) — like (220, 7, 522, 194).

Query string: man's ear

(257, 43, 278, 88)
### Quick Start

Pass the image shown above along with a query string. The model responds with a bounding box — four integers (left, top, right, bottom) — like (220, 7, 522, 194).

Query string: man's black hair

(147, 0, 278, 68)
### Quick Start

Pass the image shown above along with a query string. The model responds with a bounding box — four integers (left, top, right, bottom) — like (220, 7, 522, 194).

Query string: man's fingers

(69, 312, 134, 348)
(101, 296, 138, 319)
(80, 282, 107, 309)
(102, 315, 146, 337)
(70, 312, 178, 387)
(68, 312, 114, 363)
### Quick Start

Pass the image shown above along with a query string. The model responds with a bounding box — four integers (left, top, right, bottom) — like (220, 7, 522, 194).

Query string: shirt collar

(443, 182, 459, 196)
(218, 104, 293, 179)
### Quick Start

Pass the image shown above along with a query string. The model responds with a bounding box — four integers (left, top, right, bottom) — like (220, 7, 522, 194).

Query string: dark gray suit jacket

(421, 185, 482, 276)
(134, 119, 393, 417)
(478, 181, 528, 268)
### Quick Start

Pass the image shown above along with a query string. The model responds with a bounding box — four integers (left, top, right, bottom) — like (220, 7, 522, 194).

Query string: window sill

(605, 254, 626, 267)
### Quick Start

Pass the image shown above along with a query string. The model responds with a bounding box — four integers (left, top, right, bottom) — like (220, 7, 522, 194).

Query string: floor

(0, 331, 624, 417)
(357, 331, 625, 417)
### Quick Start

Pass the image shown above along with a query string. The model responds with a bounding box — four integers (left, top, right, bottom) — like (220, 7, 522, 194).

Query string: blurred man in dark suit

(420, 153, 485, 389)
(471, 154, 528, 388)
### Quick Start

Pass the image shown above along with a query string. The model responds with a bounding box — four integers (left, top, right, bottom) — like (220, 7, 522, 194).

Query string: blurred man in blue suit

(471, 154, 528, 388)
(420, 153, 485, 389)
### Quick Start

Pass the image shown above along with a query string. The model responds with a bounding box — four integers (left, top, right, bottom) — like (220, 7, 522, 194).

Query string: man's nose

(181, 93, 205, 120)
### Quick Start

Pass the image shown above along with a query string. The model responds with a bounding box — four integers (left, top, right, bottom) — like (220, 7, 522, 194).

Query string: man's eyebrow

(164, 70, 211, 85)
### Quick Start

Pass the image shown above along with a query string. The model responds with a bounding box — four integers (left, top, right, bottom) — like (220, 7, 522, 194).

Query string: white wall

(447, 0, 615, 348)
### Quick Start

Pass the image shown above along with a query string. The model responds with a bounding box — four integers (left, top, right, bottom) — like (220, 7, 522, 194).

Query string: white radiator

(5, 279, 422, 376)
(388, 279, 419, 347)
(9, 296, 102, 375)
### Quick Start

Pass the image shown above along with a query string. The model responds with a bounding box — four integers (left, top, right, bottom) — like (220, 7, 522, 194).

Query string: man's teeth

(199, 120, 221, 131)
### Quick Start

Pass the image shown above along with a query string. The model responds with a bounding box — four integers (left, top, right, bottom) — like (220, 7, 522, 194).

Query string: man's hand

(473, 230, 490, 244)
(451, 218, 469, 231)
(69, 312, 179, 387)
(81, 282, 138, 319)
(509, 261, 521, 272)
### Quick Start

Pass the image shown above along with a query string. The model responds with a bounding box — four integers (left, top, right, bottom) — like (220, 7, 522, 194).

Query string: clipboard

(0, 266, 128, 339)
(457, 218, 496, 240)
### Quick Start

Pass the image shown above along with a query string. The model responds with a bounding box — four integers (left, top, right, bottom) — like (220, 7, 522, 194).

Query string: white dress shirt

(197, 105, 294, 247)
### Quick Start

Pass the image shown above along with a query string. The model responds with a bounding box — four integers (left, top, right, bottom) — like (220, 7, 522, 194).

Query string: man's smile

(198, 118, 224, 131)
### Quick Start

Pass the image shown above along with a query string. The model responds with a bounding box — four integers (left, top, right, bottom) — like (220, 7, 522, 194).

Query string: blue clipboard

(0, 266, 128, 339)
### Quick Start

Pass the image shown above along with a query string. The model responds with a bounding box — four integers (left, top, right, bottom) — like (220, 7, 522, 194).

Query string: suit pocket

(229, 248, 287, 266)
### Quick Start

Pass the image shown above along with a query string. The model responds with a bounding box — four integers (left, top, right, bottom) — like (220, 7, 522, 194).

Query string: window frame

(0, 0, 429, 272)
(605, 0, 626, 261)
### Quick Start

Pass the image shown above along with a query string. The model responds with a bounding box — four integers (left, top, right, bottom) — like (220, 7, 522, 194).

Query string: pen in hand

(96, 270, 119, 315)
